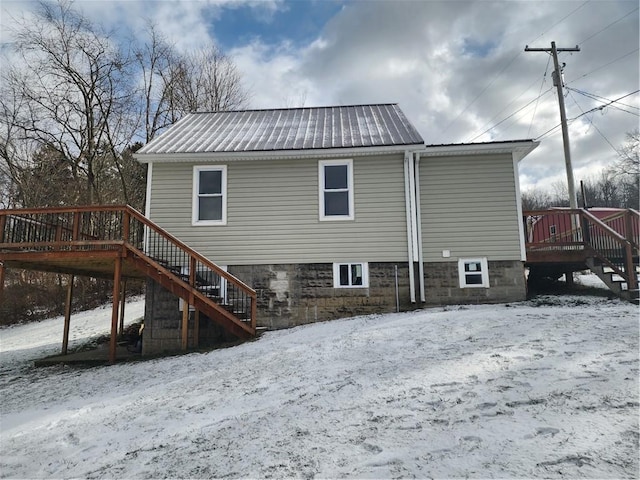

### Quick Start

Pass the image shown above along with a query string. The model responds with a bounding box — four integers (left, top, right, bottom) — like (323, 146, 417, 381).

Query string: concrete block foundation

(142, 260, 526, 354)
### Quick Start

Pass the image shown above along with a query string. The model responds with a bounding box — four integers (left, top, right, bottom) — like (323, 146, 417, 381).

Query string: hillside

(0, 294, 638, 478)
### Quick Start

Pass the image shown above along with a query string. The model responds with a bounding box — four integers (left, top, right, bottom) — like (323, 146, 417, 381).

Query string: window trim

(333, 262, 369, 288)
(319, 159, 354, 221)
(192, 165, 227, 226)
(458, 257, 490, 288)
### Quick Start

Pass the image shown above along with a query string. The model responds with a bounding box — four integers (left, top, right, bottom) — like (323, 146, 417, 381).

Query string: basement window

(333, 262, 368, 288)
(319, 160, 354, 220)
(458, 258, 489, 288)
(193, 166, 226, 225)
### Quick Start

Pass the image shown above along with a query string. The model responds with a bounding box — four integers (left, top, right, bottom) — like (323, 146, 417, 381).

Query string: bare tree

(0, 0, 135, 205)
(133, 27, 249, 144)
(134, 22, 180, 143)
(521, 188, 553, 210)
(171, 46, 249, 114)
(608, 130, 639, 209)
(611, 129, 639, 178)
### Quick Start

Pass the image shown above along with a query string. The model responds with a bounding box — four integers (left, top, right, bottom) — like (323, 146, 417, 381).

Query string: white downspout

(414, 152, 426, 302)
(143, 162, 153, 253)
(404, 151, 416, 303)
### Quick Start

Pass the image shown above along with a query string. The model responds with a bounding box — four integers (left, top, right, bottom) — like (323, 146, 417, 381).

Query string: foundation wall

(142, 260, 526, 354)
(423, 260, 526, 305)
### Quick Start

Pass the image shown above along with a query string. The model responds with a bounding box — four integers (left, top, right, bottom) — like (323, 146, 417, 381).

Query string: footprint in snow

(536, 427, 560, 437)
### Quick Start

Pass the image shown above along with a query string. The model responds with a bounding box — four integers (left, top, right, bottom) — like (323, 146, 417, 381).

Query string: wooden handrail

(0, 205, 129, 215)
(123, 244, 254, 336)
(124, 206, 256, 295)
(0, 204, 257, 334)
(580, 209, 629, 243)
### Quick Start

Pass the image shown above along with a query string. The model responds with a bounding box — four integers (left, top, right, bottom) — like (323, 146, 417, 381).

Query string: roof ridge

(186, 104, 399, 115)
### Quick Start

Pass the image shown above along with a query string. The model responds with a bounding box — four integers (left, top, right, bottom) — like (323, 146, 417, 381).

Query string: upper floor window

(193, 166, 227, 225)
(319, 159, 354, 220)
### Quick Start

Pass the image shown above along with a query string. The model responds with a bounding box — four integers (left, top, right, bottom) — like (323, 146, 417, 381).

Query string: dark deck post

(62, 274, 74, 355)
(110, 256, 122, 364)
(0, 262, 5, 305)
(193, 310, 200, 349)
(182, 257, 196, 351)
(118, 280, 127, 336)
(181, 302, 189, 351)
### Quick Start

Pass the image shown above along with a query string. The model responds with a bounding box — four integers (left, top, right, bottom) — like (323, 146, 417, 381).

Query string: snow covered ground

(1, 293, 638, 479)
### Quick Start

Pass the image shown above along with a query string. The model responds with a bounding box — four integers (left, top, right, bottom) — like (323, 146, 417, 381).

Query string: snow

(574, 271, 609, 289)
(1, 295, 638, 479)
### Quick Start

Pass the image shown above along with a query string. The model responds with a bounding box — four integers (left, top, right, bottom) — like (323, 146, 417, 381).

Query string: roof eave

(419, 140, 539, 162)
(134, 143, 426, 164)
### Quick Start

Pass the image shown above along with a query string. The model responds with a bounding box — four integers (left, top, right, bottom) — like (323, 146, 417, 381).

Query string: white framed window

(319, 159, 354, 220)
(333, 262, 369, 288)
(458, 258, 489, 288)
(193, 166, 227, 225)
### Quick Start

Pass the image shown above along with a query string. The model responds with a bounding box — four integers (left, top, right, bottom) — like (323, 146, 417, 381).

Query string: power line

(535, 90, 640, 141)
(440, 1, 591, 136)
(440, 52, 521, 135)
(567, 48, 639, 85)
(577, 6, 639, 46)
(568, 90, 619, 154)
(528, 54, 552, 138)
(571, 90, 640, 117)
(529, 0, 591, 45)
(468, 87, 554, 142)
(465, 73, 549, 142)
(566, 87, 640, 112)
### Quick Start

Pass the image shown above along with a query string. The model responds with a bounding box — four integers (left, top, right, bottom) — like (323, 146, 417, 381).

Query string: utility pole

(525, 41, 580, 208)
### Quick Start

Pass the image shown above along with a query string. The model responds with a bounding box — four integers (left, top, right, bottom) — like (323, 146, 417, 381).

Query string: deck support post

(181, 257, 197, 351)
(62, 274, 74, 355)
(193, 310, 200, 349)
(110, 256, 122, 364)
(181, 301, 189, 351)
(118, 280, 127, 336)
(565, 271, 574, 287)
(0, 263, 5, 304)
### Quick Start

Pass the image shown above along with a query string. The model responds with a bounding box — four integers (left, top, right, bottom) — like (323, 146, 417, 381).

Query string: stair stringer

(585, 257, 640, 304)
(125, 246, 254, 340)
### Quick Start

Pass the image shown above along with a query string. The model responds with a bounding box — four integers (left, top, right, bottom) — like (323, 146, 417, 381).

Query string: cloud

(1, 0, 637, 192)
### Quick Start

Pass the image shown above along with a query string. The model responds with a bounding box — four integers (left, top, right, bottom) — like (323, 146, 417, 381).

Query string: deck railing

(523, 208, 638, 290)
(0, 205, 256, 331)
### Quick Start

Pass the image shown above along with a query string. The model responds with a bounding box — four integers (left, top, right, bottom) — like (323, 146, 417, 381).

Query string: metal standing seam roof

(137, 104, 425, 155)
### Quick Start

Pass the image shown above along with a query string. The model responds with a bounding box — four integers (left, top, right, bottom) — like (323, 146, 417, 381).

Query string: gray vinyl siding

(420, 153, 522, 262)
(148, 154, 409, 265)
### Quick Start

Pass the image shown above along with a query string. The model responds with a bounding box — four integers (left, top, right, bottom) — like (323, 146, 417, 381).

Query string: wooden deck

(523, 208, 639, 299)
(0, 205, 257, 363)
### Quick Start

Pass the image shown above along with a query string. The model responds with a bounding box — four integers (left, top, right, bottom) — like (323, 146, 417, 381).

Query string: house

(135, 104, 538, 353)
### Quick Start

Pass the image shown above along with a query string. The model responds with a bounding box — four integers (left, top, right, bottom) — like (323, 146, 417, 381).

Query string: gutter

(134, 144, 426, 164)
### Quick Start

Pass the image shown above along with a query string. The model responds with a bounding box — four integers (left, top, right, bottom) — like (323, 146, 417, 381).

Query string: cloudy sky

(1, 0, 638, 192)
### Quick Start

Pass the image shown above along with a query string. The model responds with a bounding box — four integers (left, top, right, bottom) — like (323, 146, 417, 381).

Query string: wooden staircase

(524, 208, 639, 304)
(0, 205, 257, 360)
